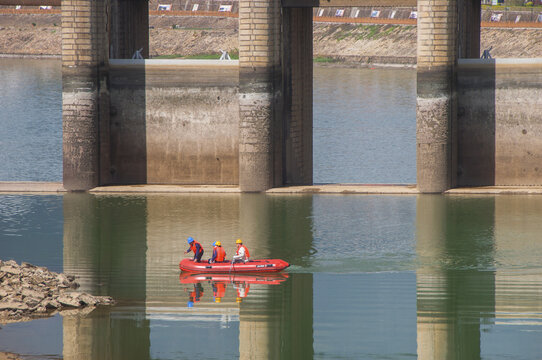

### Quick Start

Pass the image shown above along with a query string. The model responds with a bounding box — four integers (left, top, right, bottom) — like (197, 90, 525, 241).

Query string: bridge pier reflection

(416, 195, 496, 360)
(63, 193, 150, 360)
(62, 193, 314, 359)
(239, 273, 313, 359)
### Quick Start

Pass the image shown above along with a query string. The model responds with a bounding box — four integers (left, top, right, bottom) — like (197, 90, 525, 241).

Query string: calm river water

(1, 60, 542, 359)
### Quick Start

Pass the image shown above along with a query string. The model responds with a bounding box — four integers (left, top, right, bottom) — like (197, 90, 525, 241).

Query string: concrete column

(282, 8, 313, 185)
(458, 0, 481, 59)
(416, 0, 458, 193)
(238, 0, 283, 192)
(110, 0, 149, 59)
(62, 0, 109, 190)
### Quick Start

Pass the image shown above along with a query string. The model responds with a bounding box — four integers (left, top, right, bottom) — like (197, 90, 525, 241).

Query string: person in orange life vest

(212, 281, 227, 303)
(207, 242, 217, 263)
(232, 238, 250, 263)
(185, 236, 204, 262)
(210, 241, 226, 263)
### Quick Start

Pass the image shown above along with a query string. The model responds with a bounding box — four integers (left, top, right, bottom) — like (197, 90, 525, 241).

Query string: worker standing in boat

(209, 241, 226, 263)
(185, 236, 204, 263)
(232, 238, 250, 263)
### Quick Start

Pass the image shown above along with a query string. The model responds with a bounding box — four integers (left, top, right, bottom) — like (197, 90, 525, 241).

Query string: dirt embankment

(1, 13, 542, 62)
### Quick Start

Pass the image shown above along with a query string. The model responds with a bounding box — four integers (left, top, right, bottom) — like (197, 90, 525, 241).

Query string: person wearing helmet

(185, 236, 204, 262)
(232, 238, 250, 263)
(209, 241, 226, 263)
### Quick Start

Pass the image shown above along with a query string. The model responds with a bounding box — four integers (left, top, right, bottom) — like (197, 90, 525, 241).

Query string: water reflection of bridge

(62, 193, 314, 359)
(416, 195, 542, 359)
(61, 193, 542, 359)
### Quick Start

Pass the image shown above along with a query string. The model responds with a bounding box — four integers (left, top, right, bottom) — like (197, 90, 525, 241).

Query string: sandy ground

(1, 13, 542, 59)
(0, 353, 22, 360)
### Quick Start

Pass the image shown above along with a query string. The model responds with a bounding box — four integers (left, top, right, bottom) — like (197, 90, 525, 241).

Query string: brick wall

(61, 0, 107, 67)
(417, 0, 457, 69)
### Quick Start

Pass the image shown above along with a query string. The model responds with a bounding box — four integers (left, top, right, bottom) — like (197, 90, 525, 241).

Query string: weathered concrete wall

(457, 59, 542, 186)
(108, 59, 239, 185)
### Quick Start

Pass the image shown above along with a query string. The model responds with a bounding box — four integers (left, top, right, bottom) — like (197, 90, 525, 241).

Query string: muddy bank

(0, 259, 114, 325)
(0, 352, 22, 360)
(1, 14, 542, 62)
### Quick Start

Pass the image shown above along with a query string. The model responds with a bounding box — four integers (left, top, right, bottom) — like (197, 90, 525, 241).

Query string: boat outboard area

(179, 258, 290, 273)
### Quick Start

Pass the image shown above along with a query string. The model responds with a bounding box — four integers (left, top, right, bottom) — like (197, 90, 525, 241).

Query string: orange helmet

(236, 238, 242, 244)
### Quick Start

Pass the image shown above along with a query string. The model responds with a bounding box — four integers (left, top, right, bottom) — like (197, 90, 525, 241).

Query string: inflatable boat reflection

(180, 273, 289, 306)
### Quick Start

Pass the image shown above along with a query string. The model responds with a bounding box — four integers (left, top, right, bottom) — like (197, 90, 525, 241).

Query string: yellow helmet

(236, 238, 242, 244)
(236, 297, 243, 303)
(215, 297, 221, 303)
(216, 241, 221, 246)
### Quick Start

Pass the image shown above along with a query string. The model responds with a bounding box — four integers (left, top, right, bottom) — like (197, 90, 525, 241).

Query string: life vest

(214, 282, 226, 298)
(190, 289, 203, 302)
(236, 244, 250, 259)
(216, 247, 226, 262)
(190, 241, 203, 255)
(236, 284, 250, 298)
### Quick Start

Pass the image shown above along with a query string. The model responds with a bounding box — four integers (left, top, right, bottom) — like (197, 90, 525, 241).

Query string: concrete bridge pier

(417, 0, 481, 193)
(62, 0, 149, 191)
(62, 0, 109, 191)
(239, 0, 313, 192)
(416, 0, 458, 193)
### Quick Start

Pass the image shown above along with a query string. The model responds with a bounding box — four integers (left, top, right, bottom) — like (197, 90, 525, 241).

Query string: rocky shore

(0, 260, 114, 324)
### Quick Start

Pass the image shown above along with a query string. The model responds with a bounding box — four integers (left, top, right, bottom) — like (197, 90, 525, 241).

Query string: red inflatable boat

(179, 258, 290, 273)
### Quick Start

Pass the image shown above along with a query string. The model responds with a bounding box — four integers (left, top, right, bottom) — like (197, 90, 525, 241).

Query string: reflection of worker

(187, 283, 204, 308)
(185, 236, 204, 262)
(210, 241, 226, 263)
(232, 238, 250, 263)
(234, 282, 250, 303)
(212, 281, 227, 303)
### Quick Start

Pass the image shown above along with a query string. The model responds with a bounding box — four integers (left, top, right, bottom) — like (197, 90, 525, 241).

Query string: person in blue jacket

(185, 236, 204, 262)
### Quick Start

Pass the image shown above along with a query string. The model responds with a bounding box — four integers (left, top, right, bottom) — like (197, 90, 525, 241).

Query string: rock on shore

(0, 260, 114, 324)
